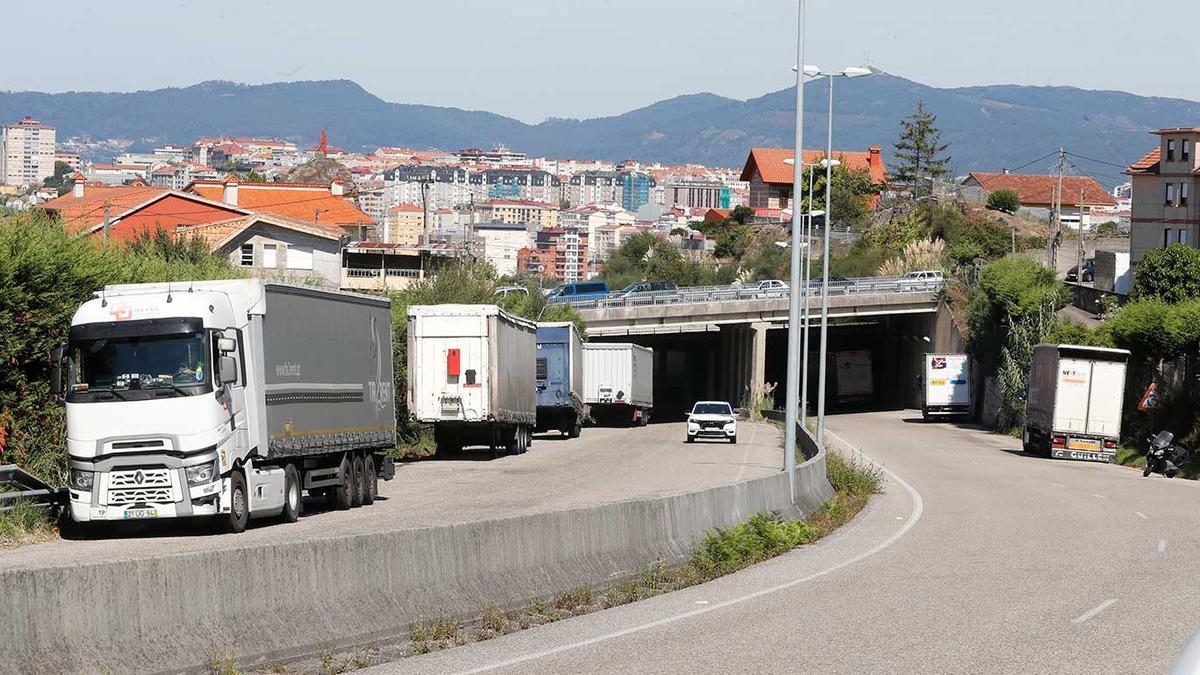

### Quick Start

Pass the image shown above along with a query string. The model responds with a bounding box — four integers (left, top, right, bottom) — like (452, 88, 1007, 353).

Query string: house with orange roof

(176, 212, 348, 287)
(186, 176, 375, 240)
(740, 146, 887, 215)
(962, 171, 1116, 230)
(1125, 127, 1200, 264)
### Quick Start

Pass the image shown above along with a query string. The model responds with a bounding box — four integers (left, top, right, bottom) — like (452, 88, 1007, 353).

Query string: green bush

(985, 189, 1021, 214)
(1132, 244, 1200, 302)
(1096, 221, 1122, 237)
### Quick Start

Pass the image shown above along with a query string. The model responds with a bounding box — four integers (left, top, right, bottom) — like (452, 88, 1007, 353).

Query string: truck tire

(350, 454, 366, 507)
(639, 409, 649, 426)
(280, 464, 302, 523)
(523, 425, 532, 453)
(328, 456, 353, 510)
(363, 456, 378, 505)
(223, 470, 250, 534)
(569, 420, 582, 438)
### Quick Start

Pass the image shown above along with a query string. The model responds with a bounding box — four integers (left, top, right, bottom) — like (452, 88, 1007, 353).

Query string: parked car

(616, 280, 676, 297)
(545, 281, 610, 303)
(751, 279, 788, 298)
(1065, 258, 1095, 283)
(494, 285, 530, 299)
(686, 401, 737, 444)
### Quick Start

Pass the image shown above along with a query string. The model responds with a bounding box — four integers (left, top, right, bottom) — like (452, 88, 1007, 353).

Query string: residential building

(356, 183, 387, 225)
(518, 226, 589, 283)
(477, 198, 559, 229)
(86, 163, 149, 185)
(382, 165, 474, 211)
(660, 178, 729, 210)
(340, 242, 461, 291)
(54, 151, 80, 171)
(177, 212, 346, 287)
(561, 204, 635, 262)
(187, 176, 375, 239)
(457, 143, 528, 165)
(385, 203, 425, 246)
(473, 220, 534, 277)
(961, 172, 1117, 230)
(1, 116, 56, 186)
(1127, 127, 1200, 263)
(739, 146, 887, 213)
(621, 172, 655, 211)
(563, 171, 623, 208)
(474, 168, 561, 203)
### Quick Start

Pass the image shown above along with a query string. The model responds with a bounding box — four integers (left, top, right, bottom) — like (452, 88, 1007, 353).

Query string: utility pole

(1049, 147, 1065, 271)
(467, 193, 475, 261)
(101, 201, 111, 246)
(1076, 187, 1086, 286)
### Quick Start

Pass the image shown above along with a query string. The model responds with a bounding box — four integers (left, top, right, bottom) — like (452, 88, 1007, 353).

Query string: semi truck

(54, 280, 396, 534)
(922, 353, 971, 420)
(535, 322, 588, 438)
(582, 342, 653, 426)
(1023, 344, 1130, 462)
(407, 304, 537, 455)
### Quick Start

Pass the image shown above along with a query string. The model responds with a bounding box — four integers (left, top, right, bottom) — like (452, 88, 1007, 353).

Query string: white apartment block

(1, 116, 56, 186)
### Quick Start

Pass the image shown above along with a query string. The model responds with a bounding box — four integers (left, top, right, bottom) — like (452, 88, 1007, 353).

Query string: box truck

(1023, 344, 1130, 462)
(54, 280, 397, 534)
(833, 350, 874, 404)
(407, 304, 537, 455)
(535, 322, 588, 437)
(922, 353, 971, 420)
(582, 343, 653, 426)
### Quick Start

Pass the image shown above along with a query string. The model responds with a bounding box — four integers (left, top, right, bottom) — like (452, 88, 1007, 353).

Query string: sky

(1, 0, 1196, 123)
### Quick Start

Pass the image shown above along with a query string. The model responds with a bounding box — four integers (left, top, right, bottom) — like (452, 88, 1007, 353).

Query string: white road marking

(1135, 511, 1149, 520)
(1052, 483, 1065, 488)
(457, 430, 925, 675)
(1158, 539, 1168, 554)
(1092, 494, 1108, 499)
(693, 600, 709, 605)
(1071, 598, 1118, 625)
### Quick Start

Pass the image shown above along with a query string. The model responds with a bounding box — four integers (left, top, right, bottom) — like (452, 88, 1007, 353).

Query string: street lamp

(781, 0, 807, 506)
(798, 64, 872, 447)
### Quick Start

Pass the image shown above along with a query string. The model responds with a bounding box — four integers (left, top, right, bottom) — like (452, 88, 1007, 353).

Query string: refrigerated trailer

(1023, 344, 1130, 462)
(582, 342, 653, 426)
(407, 304, 537, 455)
(55, 280, 396, 533)
(922, 353, 971, 420)
(535, 322, 587, 437)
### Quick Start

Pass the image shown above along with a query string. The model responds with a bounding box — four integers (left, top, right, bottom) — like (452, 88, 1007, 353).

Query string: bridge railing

(560, 277, 945, 310)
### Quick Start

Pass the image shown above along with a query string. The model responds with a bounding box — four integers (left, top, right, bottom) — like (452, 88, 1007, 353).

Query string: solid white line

(1052, 483, 1066, 488)
(1158, 539, 1168, 554)
(457, 430, 925, 675)
(1071, 598, 1118, 625)
(1092, 494, 1108, 499)
(1135, 511, 1150, 520)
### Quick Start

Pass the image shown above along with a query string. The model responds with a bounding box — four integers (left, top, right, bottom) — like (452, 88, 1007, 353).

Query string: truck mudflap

(379, 456, 396, 480)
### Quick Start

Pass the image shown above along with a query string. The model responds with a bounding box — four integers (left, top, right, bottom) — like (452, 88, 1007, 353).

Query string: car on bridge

(899, 269, 944, 290)
(749, 279, 788, 298)
(615, 280, 676, 297)
(686, 401, 737, 444)
(545, 280, 610, 303)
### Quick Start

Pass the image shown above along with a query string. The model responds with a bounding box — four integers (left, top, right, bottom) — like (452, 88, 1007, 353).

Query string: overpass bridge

(565, 278, 956, 418)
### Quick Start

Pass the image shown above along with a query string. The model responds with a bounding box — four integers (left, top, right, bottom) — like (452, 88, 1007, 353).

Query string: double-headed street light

(781, 0, 807, 506)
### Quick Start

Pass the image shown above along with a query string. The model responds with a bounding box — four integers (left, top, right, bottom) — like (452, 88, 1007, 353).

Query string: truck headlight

(186, 460, 219, 486)
(69, 469, 93, 491)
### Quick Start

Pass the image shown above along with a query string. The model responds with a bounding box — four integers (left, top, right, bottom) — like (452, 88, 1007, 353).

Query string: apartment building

(478, 198, 559, 229)
(385, 203, 425, 246)
(1128, 127, 1200, 263)
(660, 177, 729, 210)
(518, 226, 589, 283)
(474, 220, 534, 277)
(563, 171, 623, 207)
(474, 168, 561, 203)
(561, 204, 635, 262)
(1, 116, 56, 186)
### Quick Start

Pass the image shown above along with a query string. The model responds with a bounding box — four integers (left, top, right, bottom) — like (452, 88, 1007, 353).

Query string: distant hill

(3, 72, 1197, 185)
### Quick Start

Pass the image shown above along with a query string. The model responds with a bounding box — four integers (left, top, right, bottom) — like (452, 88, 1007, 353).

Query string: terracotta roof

(966, 172, 1117, 207)
(187, 180, 373, 226)
(1126, 147, 1161, 175)
(740, 146, 887, 185)
(42, 185, 171, 234)
(177, 212, 345, 248)
(1151, 128, 1200, 135)
(388, 203, 423, 213)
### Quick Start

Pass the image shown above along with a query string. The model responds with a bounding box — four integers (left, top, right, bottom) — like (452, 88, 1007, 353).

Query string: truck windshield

(68, 332, 210, 398)
(693, 403, 732, 415)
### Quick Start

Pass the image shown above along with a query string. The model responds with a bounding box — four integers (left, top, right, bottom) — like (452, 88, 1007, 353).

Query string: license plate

(123, 508, 158, 520)
(1068, 439, 1101, 451)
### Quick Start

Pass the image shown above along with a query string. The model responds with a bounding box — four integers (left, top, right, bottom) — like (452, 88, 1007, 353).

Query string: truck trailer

(535, 322, 588, 437)
(1023, 344, 1130, 462)
(55, 280, 397, 533)
(407, 304, 537, 455)
(922, 353, 971, 420)
(582, 342, 653, 426)
(833, 350, 874, 404)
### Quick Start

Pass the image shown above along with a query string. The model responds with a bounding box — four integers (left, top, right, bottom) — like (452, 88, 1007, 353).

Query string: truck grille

(108, 487, 173, 504)
(109, 468, 171, 488)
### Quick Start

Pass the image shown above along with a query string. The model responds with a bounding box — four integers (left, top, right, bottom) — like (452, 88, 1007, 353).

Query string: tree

(41, 161, 75, 196)
(892, 100, 951, 197)
(986, 189, 1020, 214)
(729, 205, 754, 225)
(244, 170, 268, 183)
(1131, 244, 1200, 303)
(713, 226, 752, 259)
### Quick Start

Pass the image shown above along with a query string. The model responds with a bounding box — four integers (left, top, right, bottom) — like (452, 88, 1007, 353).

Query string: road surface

(0, 421, 781, 570)
(369, 410, 1200, 674)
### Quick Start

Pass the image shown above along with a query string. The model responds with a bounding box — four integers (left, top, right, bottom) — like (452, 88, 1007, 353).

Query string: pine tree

(892, 100, 951, 197)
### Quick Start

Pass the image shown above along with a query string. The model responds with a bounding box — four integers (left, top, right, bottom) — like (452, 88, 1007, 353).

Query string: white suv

(686, 401, 738, 444)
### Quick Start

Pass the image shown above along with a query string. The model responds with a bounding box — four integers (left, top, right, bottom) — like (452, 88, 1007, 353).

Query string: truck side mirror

(217, 337, 237, 353)
(50, 344, 65, 396)
(218, 356, 237, 385)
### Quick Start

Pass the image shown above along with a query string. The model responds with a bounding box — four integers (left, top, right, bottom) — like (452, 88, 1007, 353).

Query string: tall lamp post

(800, 64, 873, 447)
(782, 158, 822, 430)
(781, 0, 807, 505)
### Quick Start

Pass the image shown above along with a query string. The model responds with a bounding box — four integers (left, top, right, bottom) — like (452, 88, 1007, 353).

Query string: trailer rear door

(1052, 358, 1092, 434)
(1086, 360, 1125, 437)
(412, 314, 490, 421)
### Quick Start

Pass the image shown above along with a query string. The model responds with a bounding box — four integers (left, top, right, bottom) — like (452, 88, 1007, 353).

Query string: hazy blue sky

(2, 0, 1195, 122)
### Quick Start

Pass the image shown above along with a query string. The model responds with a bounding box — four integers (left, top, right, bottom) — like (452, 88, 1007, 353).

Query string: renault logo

(134, 471, 145, 485)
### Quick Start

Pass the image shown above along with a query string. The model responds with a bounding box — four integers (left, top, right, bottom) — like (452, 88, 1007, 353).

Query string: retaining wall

(2, 444, 832, 674)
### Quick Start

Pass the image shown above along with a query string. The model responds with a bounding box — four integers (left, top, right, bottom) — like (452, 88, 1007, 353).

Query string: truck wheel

(524, 425, 532, 453)
(569, 421, 581, 438)
(280, 464, 302, 523)
(223, 470, 250, 533)
(350, 454, 366, 507)
(328, 456, 353, 510)
(639, 410, 649, 426)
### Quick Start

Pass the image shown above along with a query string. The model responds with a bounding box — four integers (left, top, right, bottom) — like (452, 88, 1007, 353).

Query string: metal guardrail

(0, 464, 67, 511)
(559, 276, 945, 310)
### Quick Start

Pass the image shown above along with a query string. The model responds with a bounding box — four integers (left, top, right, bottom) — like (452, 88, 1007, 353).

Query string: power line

(1063, 150, 1132, 171)
(1007, 149, 1061, 174)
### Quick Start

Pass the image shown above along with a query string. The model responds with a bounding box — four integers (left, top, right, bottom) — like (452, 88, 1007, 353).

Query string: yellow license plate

(1068, 439, 1101, 451)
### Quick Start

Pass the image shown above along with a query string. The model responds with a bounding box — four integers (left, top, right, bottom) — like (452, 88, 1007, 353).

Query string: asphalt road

(368, 409, 1200, 674)
(0, 421, 781, 571)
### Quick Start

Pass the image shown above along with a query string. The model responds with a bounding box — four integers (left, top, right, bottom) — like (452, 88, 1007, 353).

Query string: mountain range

(3, 71, 1198, 186)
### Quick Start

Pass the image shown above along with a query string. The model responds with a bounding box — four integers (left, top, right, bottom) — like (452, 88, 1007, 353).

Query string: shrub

(985, 189, 1021, 214)
(1132, 244, 1200, 302)
(1096, 220, 1122, 237)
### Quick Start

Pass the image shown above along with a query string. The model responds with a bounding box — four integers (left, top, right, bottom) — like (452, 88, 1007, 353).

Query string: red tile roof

(42, 185, 172, 234)
(1126, 147, 1161, 174)
(187, 180, 373, 226)
(177, 212, 345, 248)
(740, 146, 887, 185)
(388, 203, 423, 213)
(967, 172, 1117, 207)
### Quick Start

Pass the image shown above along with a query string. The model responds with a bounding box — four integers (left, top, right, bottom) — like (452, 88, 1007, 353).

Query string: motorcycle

(1144, 430, 1192, 478)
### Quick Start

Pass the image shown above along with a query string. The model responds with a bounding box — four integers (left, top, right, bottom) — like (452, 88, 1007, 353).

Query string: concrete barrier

(2, 450, 833, 674)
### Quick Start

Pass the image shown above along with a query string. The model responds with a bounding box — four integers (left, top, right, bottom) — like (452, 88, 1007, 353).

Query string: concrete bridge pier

(717, 322, 769, 408)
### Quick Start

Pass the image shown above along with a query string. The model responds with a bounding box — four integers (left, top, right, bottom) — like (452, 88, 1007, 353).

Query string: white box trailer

(833, 350, 874, 403)
(407, 304, 537, 455)
(922, 353, 971, 420)
(57, 280, 396, 533)
(582, 342, 653, 426)
(1023, 344, 1130, 462)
